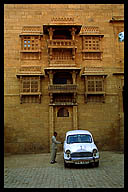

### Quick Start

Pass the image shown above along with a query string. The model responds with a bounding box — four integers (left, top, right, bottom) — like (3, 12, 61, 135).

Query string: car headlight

(93, 149, 98, 156)
(65, 150, 71, 157)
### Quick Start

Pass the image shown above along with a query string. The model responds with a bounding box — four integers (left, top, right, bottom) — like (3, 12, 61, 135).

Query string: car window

(67, 134, 92, 144)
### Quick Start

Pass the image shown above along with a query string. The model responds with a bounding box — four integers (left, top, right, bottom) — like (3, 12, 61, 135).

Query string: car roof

(66, 130, 92, 137)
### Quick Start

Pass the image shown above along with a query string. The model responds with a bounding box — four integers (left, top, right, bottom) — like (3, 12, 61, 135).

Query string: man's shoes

(50, 161, 57, 164)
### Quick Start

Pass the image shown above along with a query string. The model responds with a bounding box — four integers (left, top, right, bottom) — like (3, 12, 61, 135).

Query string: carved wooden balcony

(48, 84, 77, 93)
(16, 66, 44, 76)
(52, 100, 76, 106)
(49, 56, 76, 67)
(47, 39, 77, 49)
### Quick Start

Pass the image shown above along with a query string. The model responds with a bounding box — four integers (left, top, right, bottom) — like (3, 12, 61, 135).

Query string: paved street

(4, 151, 124, 188)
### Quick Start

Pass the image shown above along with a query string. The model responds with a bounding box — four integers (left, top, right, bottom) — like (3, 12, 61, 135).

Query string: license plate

(75, 161, 89, 165)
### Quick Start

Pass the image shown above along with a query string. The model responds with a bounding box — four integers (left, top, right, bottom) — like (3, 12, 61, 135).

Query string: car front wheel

(64, 160, 70, 168)
(94, 161, 99, 167)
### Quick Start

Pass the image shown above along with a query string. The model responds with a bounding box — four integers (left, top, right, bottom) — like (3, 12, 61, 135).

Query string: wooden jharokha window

(20, 36, 41, 60)
(82, 35, 103, 60)
(85, 76, 105, 103)
(87, 76, 103, 92)
(22, 77, 39, 93)
(84, 36, 100, 51)
(20, 76, 41, 104)
(21, 36, 40, 51)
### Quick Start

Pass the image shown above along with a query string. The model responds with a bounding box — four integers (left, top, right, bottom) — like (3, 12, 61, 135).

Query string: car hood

(66, 143, 97, 153)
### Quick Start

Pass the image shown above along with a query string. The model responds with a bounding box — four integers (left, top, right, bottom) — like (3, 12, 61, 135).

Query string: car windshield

(67, 134, 92, 144)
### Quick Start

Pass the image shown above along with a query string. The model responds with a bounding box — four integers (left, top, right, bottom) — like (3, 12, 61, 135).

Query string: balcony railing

(49, 56, 76, 66)
(48, 84, 77, 93)
(47, 40, 77, 48)
(19, 66, 42, 72)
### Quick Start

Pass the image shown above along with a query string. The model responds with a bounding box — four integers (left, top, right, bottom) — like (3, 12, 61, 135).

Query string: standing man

(50, 132, 62, 164)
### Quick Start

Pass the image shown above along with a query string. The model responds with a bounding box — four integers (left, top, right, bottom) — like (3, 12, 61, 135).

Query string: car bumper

(64, 157, 99, 164)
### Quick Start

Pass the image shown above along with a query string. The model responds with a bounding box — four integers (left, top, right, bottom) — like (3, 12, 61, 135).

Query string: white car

(63, 130, 100, 168)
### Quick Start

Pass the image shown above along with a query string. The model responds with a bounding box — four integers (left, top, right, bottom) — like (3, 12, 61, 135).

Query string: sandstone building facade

(4, 4, 124, 154)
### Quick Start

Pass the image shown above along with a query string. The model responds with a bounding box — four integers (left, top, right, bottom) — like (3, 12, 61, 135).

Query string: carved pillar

(72, 70, 76, 84)
(49, 71, 53, 85)
(71, 27, 76, 40)
(83, 36, 85, 60)
(50, 93, 53, 104)
(73, 93, 77, 103)
(72, 48, 75, 60)
(38, 76, 40, 92)
(49, 71, 53, 104)
(48, 27, 54, 40)
(71, 27, 76, 60)
(48, 27, 54, 59)
(73, 106, 78, 130)
(49, 105, 54, 152)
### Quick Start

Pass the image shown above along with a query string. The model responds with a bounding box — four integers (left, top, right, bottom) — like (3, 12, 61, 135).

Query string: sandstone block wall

(4, 4, 124, 154)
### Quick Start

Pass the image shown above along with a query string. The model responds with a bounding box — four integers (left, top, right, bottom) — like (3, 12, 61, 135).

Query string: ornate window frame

(19, 26, 43, 60)
(80, 26, 104, 60)
(85, 75, 106, 103)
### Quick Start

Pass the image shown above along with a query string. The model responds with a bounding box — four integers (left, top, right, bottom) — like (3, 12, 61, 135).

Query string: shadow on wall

(95, 122, 120, 151)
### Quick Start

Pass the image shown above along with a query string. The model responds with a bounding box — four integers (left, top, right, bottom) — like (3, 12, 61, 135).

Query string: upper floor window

(86, 76, 104, 92)
(84, 36, 100, 51)
(22, 77, 39, 93)
(85, 75, 106, 103)
(19, 76, 42, 104)
(20, 25, 43, 60)
(80, 26, 103, 60)
(21, 36, 40, 51)
(82, 36, 103, 60)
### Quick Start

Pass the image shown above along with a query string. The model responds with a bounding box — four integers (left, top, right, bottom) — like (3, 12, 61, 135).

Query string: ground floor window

(57, 108, 69, 117)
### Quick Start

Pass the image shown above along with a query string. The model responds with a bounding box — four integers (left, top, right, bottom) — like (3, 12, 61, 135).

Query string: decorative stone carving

(80, 26, 99, 35)
(51, 17, 74, 23)
(21, 25, 43, 35)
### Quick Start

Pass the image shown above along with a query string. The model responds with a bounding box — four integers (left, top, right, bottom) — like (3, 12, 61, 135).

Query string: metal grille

(71, 152, 93, 158)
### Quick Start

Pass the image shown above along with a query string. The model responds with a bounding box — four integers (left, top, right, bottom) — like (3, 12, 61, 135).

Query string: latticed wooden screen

(22, 77, 39, 93)
(87, 76, 103, 92)
(84, 36, 100, 51)
(21, 35, 41, 59)
(20, 76, 41, 103)
(54, 94, 73, 103)
(21, 36, 40, 51)
(82, 36, 102, 60)
(85, 76, 105, 103)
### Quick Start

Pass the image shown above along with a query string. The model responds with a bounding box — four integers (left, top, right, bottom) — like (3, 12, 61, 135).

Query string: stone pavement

(4, 151, 124, 188)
